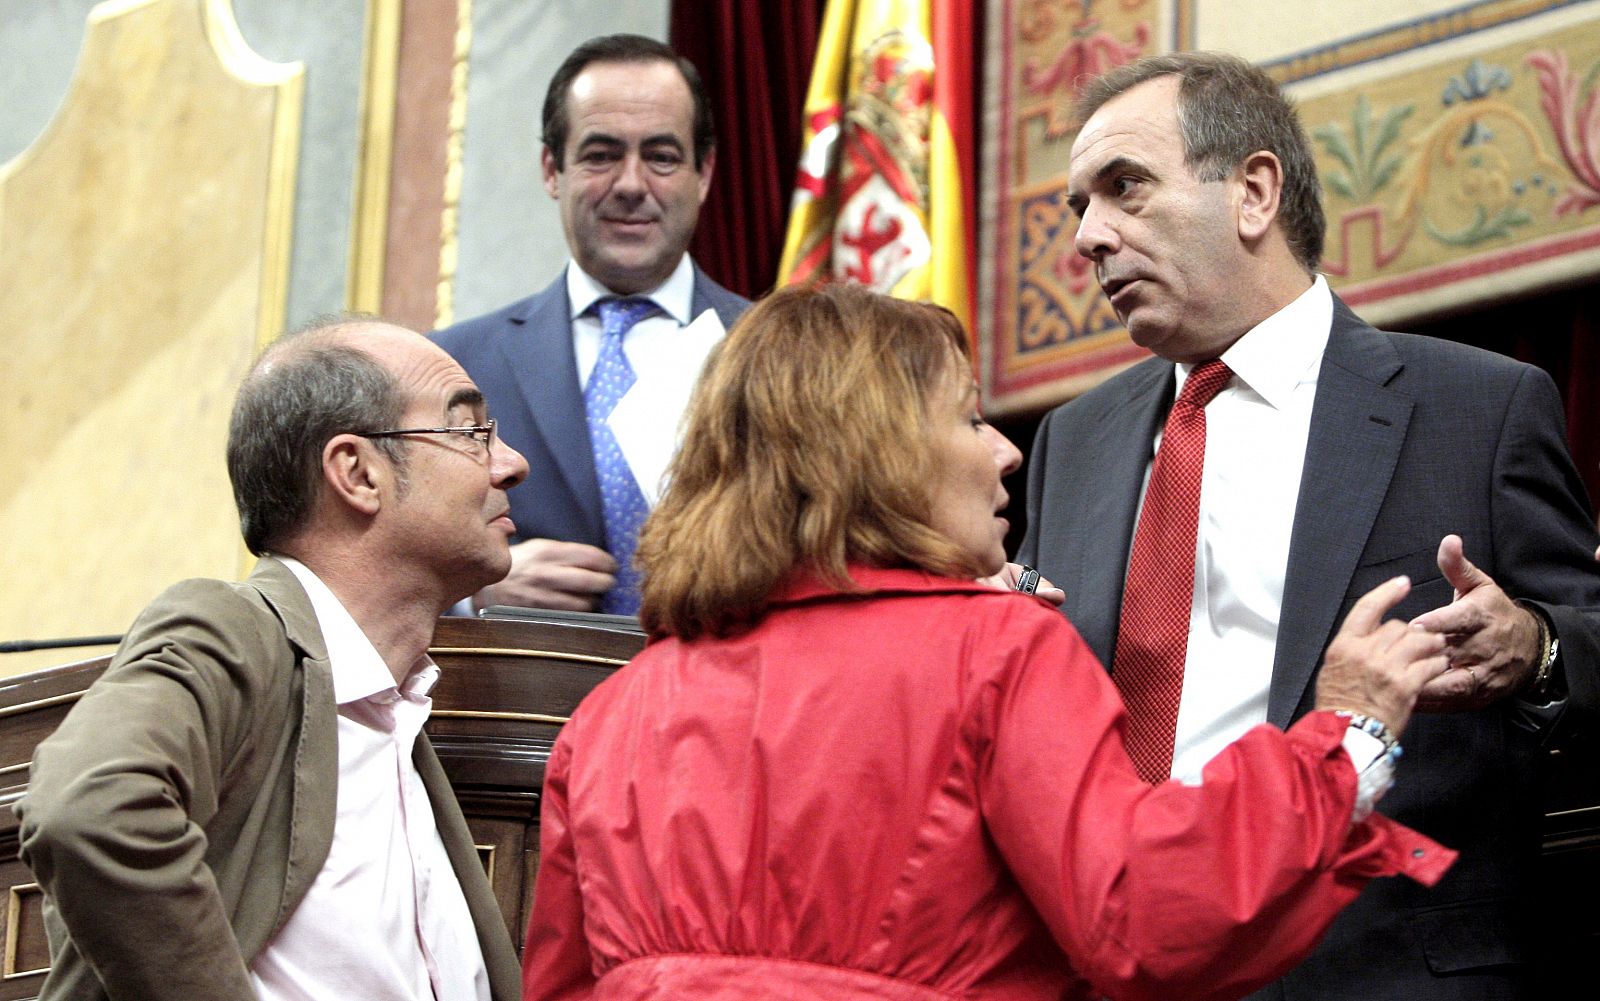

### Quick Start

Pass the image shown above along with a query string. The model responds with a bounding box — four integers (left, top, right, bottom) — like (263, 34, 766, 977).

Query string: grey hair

(226, 318, 408, 555)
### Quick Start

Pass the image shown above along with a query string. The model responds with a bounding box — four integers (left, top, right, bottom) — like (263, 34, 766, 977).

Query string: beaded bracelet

(1334, 710, 1403, 762)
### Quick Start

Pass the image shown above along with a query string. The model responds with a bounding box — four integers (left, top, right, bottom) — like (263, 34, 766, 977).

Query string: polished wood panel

(1, 655, 111, 1000)
(0, 612, 642, 998)
(426, 612, 645, 946)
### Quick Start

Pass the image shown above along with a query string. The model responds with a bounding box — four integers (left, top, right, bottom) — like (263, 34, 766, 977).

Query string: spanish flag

(777, 0, 976, 337)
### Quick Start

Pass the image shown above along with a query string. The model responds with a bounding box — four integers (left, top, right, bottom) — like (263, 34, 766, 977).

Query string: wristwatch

(1516, 599, 1563, 701)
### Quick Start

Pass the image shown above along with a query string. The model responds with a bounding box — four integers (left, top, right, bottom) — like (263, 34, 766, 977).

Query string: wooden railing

(1, 613, 1595, 996)
(0, 611, 643, 998)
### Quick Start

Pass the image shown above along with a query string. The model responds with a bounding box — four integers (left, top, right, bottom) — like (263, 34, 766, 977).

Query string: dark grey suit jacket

(1020, 295, 1600, 999)
(433, 263, 749, 556)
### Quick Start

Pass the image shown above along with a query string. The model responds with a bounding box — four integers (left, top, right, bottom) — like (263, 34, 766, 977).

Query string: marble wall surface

(0, 0, 668, 676)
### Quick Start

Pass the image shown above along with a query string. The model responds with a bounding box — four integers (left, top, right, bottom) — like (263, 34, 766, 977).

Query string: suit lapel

(690, 264, 746, 329)
(1269, 298, 1412, 725)
(1065, 360, 1173, 666)
(248, 558, 339, 927)
(499, 275, 605, 540)
(413, 738, 522, 996)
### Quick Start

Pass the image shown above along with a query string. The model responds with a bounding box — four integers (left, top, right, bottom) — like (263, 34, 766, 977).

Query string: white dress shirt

(445, 256, 726, 617)
(1162, 277, 1333, 784)
(565, 255, 727, 505)
(568, 254, 698, 387)
(250, 558, 490, 1001)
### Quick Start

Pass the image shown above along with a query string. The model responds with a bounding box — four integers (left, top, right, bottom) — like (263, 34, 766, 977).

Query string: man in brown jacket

(16, 319, 528, 1000)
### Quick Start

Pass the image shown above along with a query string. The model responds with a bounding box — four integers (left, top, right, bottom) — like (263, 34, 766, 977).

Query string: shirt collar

(275, 556, 439, 706)
(1176, 274, 1331, 412)
(565, 254, 696, 326)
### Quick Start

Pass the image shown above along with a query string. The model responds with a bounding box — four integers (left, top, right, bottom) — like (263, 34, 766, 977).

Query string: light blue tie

(585, 297, 658, 615)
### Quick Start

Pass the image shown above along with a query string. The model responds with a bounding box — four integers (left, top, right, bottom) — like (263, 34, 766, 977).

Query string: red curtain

(670, 1, 826, 301)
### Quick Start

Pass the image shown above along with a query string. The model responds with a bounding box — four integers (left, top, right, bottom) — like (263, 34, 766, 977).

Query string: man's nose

(611, 152, 647, 196)
(1072, 203, 1119, 261)
(492, 439, 530, 490)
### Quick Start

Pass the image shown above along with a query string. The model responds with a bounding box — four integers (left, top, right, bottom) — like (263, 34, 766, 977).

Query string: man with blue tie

(435, 34, 748, 615)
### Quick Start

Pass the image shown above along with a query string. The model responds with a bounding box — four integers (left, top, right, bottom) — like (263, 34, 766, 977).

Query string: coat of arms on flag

(780, 0, 976, 338)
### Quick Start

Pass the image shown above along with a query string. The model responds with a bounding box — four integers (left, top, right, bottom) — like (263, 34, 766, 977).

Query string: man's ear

(542, 145, 562, 200)
(696, 145, 716, 204)
(321, 434, 384, 517)
(1235, 150, 1284, 243)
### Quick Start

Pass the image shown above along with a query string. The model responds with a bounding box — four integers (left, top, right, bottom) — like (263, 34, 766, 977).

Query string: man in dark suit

(435, 34, 748, 615)
(1019, 52, 1599, 999)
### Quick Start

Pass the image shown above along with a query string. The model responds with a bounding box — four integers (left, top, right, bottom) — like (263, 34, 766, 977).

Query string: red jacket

(524, 568, 1452, 1001)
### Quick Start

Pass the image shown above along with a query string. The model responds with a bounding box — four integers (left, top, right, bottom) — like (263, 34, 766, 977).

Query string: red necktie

(1114, 359, 1233, 784)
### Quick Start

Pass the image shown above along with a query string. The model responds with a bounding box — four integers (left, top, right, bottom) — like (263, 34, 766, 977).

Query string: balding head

(227, 318, 415, 555)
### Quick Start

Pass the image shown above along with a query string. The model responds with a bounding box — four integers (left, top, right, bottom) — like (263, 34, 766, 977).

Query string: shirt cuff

(1340, 725, 1394, 822)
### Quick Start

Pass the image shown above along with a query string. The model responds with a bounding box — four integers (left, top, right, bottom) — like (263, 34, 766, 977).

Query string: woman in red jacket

(523, 284, 1454, 1001)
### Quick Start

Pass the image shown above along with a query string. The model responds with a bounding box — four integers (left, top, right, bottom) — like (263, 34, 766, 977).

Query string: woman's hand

(1313, 576, 1451, 737)
(981, 563, 1066, 607)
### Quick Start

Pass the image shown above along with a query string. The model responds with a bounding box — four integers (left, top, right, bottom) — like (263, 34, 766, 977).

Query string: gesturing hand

(1408, 535, 1542, 711)
(1314, 576, 1451, 738)
(980, 562, 1066, 607)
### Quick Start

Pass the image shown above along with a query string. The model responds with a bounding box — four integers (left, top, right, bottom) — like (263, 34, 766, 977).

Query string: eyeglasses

(358, 418, 497, 454)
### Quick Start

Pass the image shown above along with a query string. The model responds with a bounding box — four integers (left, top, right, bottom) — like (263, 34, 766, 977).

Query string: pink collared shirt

(250, 558, 490, 1001)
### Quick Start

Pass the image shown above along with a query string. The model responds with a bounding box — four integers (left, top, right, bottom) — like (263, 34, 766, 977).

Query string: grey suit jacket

(16, 558, 521, 1001)
(1020, 296, 1600, 999)
(433, 263, 750, 555)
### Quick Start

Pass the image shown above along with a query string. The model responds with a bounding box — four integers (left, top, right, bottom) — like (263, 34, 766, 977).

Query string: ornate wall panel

(0, 1, 676, 677)
(979, 0, 1600, 415)
(0, 0, 301, 675)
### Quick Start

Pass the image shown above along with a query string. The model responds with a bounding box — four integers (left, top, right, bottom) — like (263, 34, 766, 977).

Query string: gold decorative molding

(0, 692, 85, 720)
(3, 883, 46, 980)
(432, 709, 572, 724)
(346, 0, 404, 314)
(201, 0, 304, 351)
(428, 646, 630, 668)
(435, 0, 473, 329)
(0, 0, 304, 677)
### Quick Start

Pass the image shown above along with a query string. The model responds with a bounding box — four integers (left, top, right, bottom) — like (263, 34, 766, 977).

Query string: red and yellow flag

(778, 0, 976, 336)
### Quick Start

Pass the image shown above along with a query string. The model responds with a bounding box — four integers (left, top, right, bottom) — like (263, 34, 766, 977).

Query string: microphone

(0, 634, 123, 654)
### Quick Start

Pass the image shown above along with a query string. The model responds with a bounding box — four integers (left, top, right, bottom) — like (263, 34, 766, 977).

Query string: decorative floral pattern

(1526, 49, 1600, 216)
(1020, 1, 1151, 137)
(1442, 58, 1513, 106)
(1314, 95, 1414, 203)
(1314, 50, 1580, 272)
